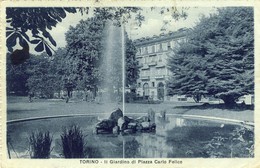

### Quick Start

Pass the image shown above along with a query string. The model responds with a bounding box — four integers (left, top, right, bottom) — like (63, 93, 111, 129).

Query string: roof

(134, 28, 191, 46)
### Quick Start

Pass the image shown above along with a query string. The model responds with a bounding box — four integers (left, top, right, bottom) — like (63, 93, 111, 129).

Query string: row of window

(137, 54, 166, 64)
(138, 81, 164, 88)
(140, 68, 168, 77)
(137, 38, 184, 55)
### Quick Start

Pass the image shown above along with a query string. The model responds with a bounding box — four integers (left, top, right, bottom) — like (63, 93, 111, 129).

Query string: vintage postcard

(0, 0, 259, 168)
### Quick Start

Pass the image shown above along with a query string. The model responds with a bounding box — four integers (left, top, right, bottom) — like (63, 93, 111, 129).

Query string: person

(28, 92, 33, 102)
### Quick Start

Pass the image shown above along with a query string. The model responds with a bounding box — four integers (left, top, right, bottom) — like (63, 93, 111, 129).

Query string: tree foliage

(6, 8, 77, 55)
(167, 7, 254, 105)
(26, 54, 56, 98)
(126, 37, 139, 89)
(6, 7, 188, 57)
(65, 17, 105, 93)
(65, 16, 139, 98)
(6, 53, 30, 95)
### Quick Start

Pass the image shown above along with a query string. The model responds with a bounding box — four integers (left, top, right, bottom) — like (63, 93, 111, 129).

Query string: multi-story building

(134, 28, 189, 101)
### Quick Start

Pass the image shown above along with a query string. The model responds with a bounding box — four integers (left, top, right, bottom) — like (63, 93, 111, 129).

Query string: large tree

(65, 17, 105, 96)
(167, 7, 254, 106)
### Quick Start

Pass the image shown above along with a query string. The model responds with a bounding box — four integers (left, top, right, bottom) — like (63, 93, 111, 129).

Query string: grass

(7, 96, 254, 122)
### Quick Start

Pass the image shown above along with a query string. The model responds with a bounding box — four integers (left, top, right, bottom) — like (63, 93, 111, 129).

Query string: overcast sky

(38, 7, 217, 53)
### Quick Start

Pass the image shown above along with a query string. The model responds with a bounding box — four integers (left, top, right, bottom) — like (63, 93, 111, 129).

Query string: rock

(118, 116, 135, 131)
(150, 123, 156, 131)
(123, 116, 134, 123)
(123, 129, 135, 134)
(141, 122, 150, 129)
(109, 108, 123, 122)
(112, 126, 119, 134)
(135, 116, 149, 123)
(117, 117, 125, 130)
(127, 123, 137, 133)
(127, 122, 137, 132)
(95, 119, 116, 134)
(136, 123, 143, 131)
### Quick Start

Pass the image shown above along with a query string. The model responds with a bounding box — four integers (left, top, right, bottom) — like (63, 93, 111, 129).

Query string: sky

(32, 7, 217, 54)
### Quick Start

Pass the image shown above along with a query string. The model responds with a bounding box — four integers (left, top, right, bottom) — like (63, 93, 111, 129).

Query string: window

(138, 82, 141, 87)
(151, 45, 155, 53)
(152, 82, 155, 87)
(157, 68, 161, 75)
(159, 43, 163, 51)
(145, 47, 148, 54)
(144, 56, 148, 63)
(150, 56, 155, 63)
(158, 55, 162, 62)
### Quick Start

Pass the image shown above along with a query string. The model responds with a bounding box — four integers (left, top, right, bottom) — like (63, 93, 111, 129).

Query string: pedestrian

(28, 92, 33, 102)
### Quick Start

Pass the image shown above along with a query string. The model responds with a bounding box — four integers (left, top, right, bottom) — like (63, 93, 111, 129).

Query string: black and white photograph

(1, 1, 259, 167)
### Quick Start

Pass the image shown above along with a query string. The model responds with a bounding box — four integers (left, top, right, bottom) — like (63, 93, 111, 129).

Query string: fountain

(97, 21, 124, 117)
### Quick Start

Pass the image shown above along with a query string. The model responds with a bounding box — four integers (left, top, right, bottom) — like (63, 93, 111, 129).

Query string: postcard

(0, 0, 259, 168)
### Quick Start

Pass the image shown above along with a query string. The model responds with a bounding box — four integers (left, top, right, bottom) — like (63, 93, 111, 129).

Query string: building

(134, 28, 189, 101)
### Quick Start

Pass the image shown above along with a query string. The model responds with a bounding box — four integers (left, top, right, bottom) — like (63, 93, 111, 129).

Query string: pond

(7, 114, 254, 158)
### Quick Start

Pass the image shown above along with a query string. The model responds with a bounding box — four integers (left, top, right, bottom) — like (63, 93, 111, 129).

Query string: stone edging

(7, 113, 254, 126)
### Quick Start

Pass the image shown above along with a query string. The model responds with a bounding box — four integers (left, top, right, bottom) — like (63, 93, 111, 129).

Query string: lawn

(7, 96, 254, 122)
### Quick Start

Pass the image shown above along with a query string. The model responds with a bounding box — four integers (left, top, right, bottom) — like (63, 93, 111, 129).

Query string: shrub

(60, 125, 85, 158)
(29, 131, 52, 158)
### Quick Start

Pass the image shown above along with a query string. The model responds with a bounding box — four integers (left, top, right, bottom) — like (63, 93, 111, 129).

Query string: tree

(50, 48, 70, 98)
(5, 7, 142, 59)
(125, 36, 139, 92)
(26, 54, 59, 98)
(6, 8, 77, 56)
(167, 7, 254, 106)
(65, 17, 105, 97)
(6, 53, 30, 95)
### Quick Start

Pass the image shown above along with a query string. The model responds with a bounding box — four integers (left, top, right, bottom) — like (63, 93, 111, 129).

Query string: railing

(156, 62, 165, 68)
(140, 76, 150, 80)
(154, 75, 165, 79)
(138, 63, 143, 67)
(148, 61, 157, 66)
(141, 64, 150, 70)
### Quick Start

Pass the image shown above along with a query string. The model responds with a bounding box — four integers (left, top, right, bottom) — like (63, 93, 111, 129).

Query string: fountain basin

(7, 114, 254, 158)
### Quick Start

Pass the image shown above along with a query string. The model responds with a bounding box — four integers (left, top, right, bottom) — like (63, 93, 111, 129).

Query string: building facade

(134, 28, 188, 100)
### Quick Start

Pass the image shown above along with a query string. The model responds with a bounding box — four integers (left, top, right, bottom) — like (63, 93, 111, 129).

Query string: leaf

(64, 7, 77, 13)
(48, 35, 57, 46)
(7, 33, 19, 49)
(6, 27, 14, 31)
(55, 8, 66, 19)
(18, 36, 26, 46)
(35, 41, 44, 52)
(6, 31, 14, 38)
(42, 29, 50, 38)
(32, 29, 40, 36)
(31, 39, 41, 44)
(44, 43, 53, 56)
(20, 31, 30, 41)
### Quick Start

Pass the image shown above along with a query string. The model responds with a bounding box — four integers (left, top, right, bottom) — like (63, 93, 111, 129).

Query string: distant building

(134, 28, 189, 101)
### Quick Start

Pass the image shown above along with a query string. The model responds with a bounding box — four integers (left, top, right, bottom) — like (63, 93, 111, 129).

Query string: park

(6, 7, 254, 158)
